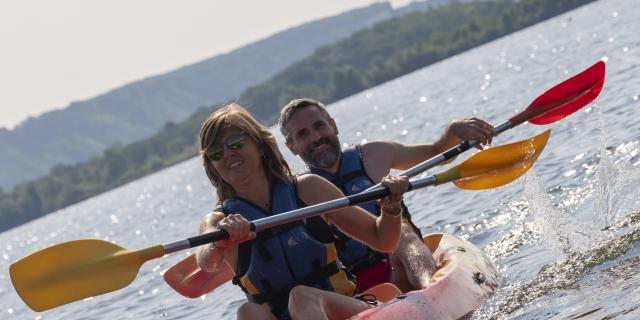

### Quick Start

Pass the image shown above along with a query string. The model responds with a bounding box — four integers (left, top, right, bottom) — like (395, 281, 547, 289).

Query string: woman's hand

(214, 213, 256, 248)
(196, 213, 255, 272)
(377, 175, 409, 216)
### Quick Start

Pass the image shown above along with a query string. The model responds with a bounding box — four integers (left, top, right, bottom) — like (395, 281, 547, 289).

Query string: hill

(0, 1, 432, 190)
(0, 0, 596, 232)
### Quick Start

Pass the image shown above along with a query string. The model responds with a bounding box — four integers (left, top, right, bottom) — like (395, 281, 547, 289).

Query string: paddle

(163, 129, 551, 298)
(378, 60, 604, 182)
(10, 130, 550, 311)
(163, 60, 605, 298)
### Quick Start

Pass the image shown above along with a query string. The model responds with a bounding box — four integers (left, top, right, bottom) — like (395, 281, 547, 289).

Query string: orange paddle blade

(434, 130, 551, 190)
(163, 253, 234, 298)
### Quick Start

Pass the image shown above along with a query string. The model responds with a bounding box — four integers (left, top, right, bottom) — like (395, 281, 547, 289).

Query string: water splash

(525, 171, 610, 255)
(472, 216, 640, 320)
(473, 149, 640, 319)
(592, 103, 640, 230)
(595, 146, 640, 230)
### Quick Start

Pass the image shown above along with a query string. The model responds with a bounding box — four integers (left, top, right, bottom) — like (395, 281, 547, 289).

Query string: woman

(195, 104, 407, 320)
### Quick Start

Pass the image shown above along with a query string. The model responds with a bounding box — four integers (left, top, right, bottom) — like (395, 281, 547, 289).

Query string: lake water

(2, 0, 640, 318)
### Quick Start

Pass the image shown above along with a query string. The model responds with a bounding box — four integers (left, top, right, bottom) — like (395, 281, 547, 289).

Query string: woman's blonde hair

(199, 103, 292, 203)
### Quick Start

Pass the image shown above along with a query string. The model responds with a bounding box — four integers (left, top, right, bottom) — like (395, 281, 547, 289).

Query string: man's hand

(443, 117, 495, 150)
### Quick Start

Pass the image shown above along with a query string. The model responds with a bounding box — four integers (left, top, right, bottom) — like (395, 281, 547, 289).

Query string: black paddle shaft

(182, 178, 432, 250)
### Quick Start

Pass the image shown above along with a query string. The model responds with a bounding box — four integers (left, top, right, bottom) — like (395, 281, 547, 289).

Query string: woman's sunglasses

(205, 132, 248, 161)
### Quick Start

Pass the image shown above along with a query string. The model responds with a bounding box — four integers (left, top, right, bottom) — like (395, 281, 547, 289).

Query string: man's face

(284, 106, 341, 169)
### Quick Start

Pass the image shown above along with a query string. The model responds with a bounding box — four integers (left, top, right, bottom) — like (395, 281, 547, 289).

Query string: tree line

(0, 0, 596, 231)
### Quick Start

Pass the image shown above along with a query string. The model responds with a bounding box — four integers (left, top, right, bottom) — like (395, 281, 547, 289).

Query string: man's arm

(362, 117, 495, 174)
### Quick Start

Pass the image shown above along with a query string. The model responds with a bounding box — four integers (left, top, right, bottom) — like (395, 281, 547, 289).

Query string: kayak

(353, 233, 499, 320)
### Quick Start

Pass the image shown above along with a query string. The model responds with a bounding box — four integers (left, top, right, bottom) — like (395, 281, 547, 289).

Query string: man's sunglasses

(205, 132, 248, 161)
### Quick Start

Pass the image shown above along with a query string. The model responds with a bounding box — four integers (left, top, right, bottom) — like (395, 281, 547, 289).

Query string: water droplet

(110, 214, 119, 224)
(419, 96, 427, 103)
(139, 290, 145, 295)
(484, 74, 491, 80)
(564, 170, 577, 177)
(185, 185, 192, 192)
(623, 47, 629, 52)
(380, 124, 387, 130)
(608, 37, 614, 43)
(633, 95, 638, 101)
(135, 230, 141, 235)
(7, 308, 13, 314)
(612, 11, 618, 17)
(402, 130, 408, 136)
(361, 139, 368, 144)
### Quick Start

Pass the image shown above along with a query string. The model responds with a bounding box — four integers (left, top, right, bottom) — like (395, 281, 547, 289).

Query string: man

(278, 98, 494, 292)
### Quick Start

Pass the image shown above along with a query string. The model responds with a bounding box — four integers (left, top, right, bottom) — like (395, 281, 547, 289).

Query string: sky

(0, 0, 411, 130)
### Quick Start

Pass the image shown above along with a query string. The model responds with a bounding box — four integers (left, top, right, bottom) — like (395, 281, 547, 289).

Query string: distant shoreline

(0, 0, 597, 232)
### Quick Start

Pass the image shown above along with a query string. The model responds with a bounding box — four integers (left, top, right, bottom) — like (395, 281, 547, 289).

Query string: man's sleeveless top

(307, 146, 390, 273)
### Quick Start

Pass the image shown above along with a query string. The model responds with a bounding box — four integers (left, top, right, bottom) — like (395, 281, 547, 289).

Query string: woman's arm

(296, 174, 405, 253)
(195, 212, 228, 272)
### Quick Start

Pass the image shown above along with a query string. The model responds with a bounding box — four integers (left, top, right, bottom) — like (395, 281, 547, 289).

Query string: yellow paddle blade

(9, 239, 165, 311)
(434, 129, 551, 190)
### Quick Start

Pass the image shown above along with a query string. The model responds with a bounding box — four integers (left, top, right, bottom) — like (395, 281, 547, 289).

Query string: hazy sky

(0, 0, 411, 130)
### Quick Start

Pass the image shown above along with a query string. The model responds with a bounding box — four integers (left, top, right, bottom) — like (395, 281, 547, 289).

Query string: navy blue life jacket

(307, 146, 390, 273)
(222, 179, 355, 319)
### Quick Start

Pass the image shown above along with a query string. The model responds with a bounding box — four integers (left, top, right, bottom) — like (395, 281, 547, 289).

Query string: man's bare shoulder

(360, 140, 397, 156)
(360, 141, 397, 181)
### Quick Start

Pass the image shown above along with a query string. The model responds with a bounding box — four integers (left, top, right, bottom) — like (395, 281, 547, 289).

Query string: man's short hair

(278, 98, 332, 139)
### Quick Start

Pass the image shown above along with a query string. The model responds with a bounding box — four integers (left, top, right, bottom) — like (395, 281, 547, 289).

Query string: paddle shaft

(367, 81, 597, 190)
(386, 120, 512, 182)
(162, 175, 437, 254)
(166, 62, 603, 252)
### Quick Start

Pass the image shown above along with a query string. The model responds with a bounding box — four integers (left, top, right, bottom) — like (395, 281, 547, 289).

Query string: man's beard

(300, 137, 341, 169)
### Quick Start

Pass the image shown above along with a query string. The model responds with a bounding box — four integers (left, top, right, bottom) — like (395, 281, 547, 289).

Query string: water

(2, 0, 640, 318)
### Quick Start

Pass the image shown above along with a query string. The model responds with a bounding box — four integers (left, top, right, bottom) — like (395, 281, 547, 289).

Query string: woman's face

(207, 126, 263, 186)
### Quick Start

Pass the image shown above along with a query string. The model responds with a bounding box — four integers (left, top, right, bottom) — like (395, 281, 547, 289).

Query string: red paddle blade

(510, 61, 606, 126)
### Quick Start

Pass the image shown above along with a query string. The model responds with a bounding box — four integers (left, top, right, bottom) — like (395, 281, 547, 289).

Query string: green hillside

(0, 0, 596, 231)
